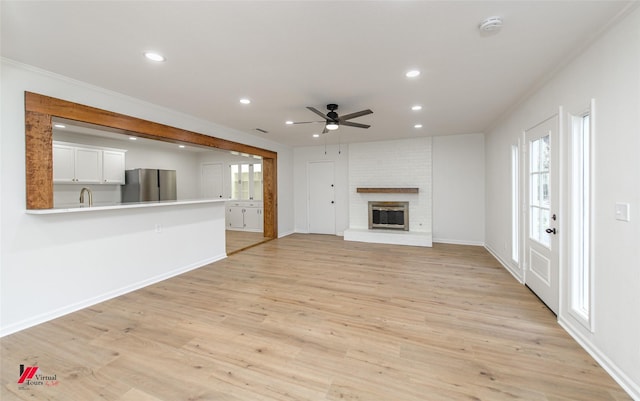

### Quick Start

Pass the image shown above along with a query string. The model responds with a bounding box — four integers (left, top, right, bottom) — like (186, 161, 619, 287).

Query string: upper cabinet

(102, 150, 126, 184)
(53, 141, 126, 185)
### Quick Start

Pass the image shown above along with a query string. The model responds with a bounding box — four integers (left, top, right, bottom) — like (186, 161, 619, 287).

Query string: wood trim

(25, 92, 276, 159)
(262, 157, 278, 238)
(25, 111, 53, 209)
(24, 92, 278, 239)
(356, 187, 419, 194)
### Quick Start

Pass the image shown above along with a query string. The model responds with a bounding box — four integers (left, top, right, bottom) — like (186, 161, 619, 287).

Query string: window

(511, 144, 519, 263)
(231, 163, 262, 200)
(529, 135, 551, 247)
(569, 111, 592, 330)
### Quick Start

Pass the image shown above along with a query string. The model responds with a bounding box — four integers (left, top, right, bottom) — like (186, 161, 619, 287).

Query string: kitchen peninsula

(26, 198, 226, 214)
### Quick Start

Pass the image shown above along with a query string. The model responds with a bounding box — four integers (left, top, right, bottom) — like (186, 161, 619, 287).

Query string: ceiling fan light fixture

(326, 122, 339, 131)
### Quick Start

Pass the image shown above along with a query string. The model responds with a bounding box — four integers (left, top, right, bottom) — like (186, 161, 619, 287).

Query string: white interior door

(524, 115, 560, 314)
(202, 163, 223, 199)
(308, 161, 335, 234)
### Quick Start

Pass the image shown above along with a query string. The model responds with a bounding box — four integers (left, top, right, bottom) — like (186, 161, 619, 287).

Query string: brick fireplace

(344, 137, 433, 247)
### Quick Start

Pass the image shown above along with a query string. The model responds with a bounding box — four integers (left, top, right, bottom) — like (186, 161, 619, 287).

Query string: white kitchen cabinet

(102, 150, 126, 184)
(53, 143, 102, 184)
(226, 202, 264, 232)
(52, 144, 76, 183)
(243, 207, 263, 231)
(53, 141, 125, 185)
(227, 206, 245, 229)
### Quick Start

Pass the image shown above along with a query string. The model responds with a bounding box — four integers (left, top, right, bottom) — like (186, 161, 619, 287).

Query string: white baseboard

(433, 238, 484, 246)
(279, 229, 296, 238)
(0, 253, 226, 337)
(484, 243, 524, 283)
(559, 318, 640, 400)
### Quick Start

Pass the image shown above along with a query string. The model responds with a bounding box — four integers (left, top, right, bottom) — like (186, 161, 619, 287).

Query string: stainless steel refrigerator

(121, 168, 177, 203)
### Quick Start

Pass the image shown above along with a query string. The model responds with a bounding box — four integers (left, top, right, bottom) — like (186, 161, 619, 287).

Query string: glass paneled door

(525, 115, 559, 314)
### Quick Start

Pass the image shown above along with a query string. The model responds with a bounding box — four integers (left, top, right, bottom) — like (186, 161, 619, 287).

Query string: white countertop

(26, 198, 228, 215)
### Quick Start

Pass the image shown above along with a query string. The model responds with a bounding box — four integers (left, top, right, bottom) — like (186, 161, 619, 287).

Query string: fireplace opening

(368, 201, 409, 231)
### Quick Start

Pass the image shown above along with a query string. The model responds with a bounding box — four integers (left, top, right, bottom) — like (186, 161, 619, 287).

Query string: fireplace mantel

(356, 187, 419, 194)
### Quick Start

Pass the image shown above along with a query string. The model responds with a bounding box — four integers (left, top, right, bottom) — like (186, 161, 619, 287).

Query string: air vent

(255, 128, 268, 133)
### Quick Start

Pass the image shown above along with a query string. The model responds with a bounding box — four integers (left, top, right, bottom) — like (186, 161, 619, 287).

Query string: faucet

(79, 187, 93, 207)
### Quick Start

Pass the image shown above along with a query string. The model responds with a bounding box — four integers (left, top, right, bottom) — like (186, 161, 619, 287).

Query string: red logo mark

(18, 365, 38, 384)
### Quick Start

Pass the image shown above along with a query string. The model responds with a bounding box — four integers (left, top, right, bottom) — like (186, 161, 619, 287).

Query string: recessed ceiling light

(406, 70, 420, 78)
(240, 98, 251, 105)
(129, 137, 137, 140)
(414, 124, 423, 128)
(53, 123, 66, 129)
(411, 105, 422, 111)
(143, 51, 166, 62)
(313, 134, 320, 138)
(179, 145, 185, 148)
(285, 120, 294, 125)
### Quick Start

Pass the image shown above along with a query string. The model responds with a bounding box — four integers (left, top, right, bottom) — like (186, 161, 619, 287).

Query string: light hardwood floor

(1, 234, 631, 400)
(225, 230, 271, 255)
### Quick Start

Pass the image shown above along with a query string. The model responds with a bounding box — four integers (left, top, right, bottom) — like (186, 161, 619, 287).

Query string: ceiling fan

(290, 104, 373, 134)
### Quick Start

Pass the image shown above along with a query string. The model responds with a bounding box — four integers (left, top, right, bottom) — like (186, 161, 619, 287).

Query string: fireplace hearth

(368, 201, 409, 231)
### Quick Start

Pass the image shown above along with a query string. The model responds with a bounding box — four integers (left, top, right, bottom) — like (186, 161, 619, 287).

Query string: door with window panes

(525, 115, 559, 315)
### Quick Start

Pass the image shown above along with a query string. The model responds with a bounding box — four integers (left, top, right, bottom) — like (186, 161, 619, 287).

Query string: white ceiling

(1, 1, 636, 147)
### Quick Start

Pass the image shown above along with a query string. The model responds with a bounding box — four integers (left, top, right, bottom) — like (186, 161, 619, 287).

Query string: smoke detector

(479, 16, 503, 32)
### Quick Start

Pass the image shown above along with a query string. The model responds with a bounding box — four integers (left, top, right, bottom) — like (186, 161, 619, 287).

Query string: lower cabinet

(226, 202, 264, 232)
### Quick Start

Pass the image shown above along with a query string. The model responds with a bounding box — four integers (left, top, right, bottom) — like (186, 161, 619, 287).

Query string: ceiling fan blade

(339, 109, 373, 121)
(341, 121, 370, 129)
(307, 106, 329, 120)
(291, 121, 323, 124)
(322, 126, 329, 134)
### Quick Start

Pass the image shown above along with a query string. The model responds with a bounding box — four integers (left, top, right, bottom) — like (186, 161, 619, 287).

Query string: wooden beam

(25, 111, 53, 209)
(25, 92, 277, 159)
(356, 187, 419, 194)
(262, 157, 278, 238)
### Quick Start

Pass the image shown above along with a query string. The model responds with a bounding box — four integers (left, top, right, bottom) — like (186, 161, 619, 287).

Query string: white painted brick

(348, 137, 432, 233)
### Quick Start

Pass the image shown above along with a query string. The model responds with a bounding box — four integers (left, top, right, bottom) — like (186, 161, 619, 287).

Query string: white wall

(349, 138, 432, 233)
(485, 7, 640, 398)
(293, 145, 349, 235)
(0, 60, 294, 335)
(293, 136, 485, 244)
(432, 133, 485, 245)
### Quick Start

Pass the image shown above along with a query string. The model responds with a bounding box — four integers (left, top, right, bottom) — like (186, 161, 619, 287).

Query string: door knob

(545, 228, 556, 234)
